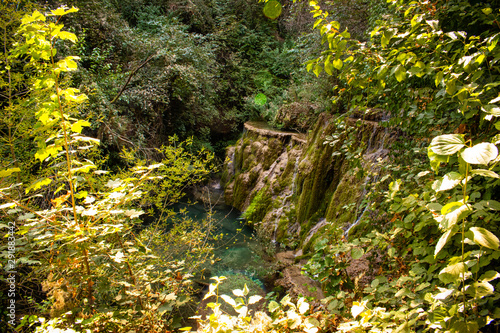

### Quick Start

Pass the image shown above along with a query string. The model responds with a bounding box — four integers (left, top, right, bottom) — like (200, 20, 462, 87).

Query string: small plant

(189, 276, 323, 333)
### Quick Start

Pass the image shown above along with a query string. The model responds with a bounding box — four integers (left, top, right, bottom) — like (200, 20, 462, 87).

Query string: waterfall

(291, 155, 300, 195)
(344, 202, 370, 239)
(343, 124, 390, 239)
(271, 154, 301, 244)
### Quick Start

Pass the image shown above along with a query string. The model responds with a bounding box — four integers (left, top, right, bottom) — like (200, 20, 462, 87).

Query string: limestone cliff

(222, 114, 392, 251)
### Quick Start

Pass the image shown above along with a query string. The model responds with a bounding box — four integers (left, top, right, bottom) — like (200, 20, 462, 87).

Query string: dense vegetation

(1, 0, 499, 332)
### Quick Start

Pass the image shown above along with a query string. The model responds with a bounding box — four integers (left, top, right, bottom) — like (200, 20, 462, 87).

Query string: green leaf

(435, 71, 444, 87)
(394, 65, 406, 82)
(470, 281, 494, 298)
(470, 227, 499, 250)
(268, 300, 279, 312)
(480, 270, 500, 282)
(483, 200, 500, 210)
(324, 60, 333, 75)
(441, 202, 472, 229)
(439, 262, 467, 284)
(313, 64, 322, 77)
(461, 143, 498, 165)
(446, 79, 456, 95)
(428, 147, 449, 173)
(381, 30, 395, 47)
(351, 247, 364, 260)
(452, 321, 479, 333)
(263, 1, 282, 19)
(429, 134, 465, 155)
(482, 8, 493, 15)
(492, 134, 500, 145)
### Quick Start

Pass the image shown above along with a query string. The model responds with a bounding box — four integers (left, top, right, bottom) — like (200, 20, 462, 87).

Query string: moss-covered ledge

(244, 121, 307, 144)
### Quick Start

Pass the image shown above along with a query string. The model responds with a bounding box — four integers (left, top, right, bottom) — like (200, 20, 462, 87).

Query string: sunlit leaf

(470, 169, 500, 178)
(298, 297, 309, 314)
(469, 281, 494, 298)
(26, 178, 52, 194)
(461, 143, 498, 165)
(232, 289, 244, 297)
(434, 287, 454, 300)
(220, 295, 236, 307)
(0, 168, 21, 178)
(332, 58, 343, 70)
(432, 172, 463, 192)
(394, 65, 406, 82)
(441, 202, 471, 229)
(429, 134, 465, 155)
(470, 227, 499, 250)
(51, 6, 79, 16)
(268, 300, 279, 312)
(439, 262, 468, 284)
(435, 229, 456, 257)
(0, 203, 16, 209)
(248, 295, 262, 305)
(351, 301, 365, 318)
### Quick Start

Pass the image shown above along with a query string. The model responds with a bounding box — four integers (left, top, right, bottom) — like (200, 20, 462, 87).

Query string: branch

(110, 53, 156, 104)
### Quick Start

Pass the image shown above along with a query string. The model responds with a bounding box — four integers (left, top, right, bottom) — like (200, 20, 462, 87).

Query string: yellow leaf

(0, 168, 21, 178)
(71, 120, 91, 133)
(58, 31, 78, 43)
(51, 191, 70, 207)
(51, 6, 79, 16)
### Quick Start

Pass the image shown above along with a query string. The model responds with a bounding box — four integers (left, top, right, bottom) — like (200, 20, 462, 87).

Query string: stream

(171, 201, 272, 285)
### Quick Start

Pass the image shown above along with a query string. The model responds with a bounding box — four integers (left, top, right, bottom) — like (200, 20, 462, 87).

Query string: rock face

(222, 114, 393, 252)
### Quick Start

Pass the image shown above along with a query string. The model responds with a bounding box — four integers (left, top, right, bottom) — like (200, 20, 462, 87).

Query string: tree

(0, 6, 215, 331)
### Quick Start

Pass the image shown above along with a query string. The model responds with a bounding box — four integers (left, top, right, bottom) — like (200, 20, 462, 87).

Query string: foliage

(189, 277, 328, 333)
(256, 0, 500, 331)
(0, 7, 215, 331)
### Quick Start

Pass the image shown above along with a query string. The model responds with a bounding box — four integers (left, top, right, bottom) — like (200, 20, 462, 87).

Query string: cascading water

(343, 124, 391, 239)
(271, 154, 301, 244)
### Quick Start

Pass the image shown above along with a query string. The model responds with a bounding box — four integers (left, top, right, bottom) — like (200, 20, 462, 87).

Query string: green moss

(243, 186, 271, 223)
(263, 138, 284, 170)
(325, 169, 365, 229)
(231, 169, 260, 210)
